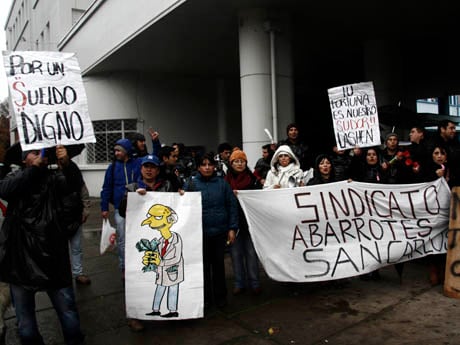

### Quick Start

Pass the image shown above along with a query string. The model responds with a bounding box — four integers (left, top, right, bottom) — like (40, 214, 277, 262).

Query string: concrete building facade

(4, 0, 460, 195)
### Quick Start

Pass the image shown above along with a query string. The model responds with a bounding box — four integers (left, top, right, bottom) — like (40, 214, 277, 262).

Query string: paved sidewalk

(4, 199, 460, 344)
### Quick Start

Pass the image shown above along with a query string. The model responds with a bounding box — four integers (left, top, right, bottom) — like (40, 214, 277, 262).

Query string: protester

(224, 148, 262, 296)
(277, 123, 312, 170)
(70, 181, 92, 285)
(253, 144, 274, 185)
(264, 145, 304, 189)
(183, 153, 237, 308)
(421, 145, 450, 184)
(100, 138, 141, 277)
(307, 154, 335, 185)
(422, 144, 450, 285)
(130, 132, 149, 159)
(429, 120, 460, 187)
(350, 147, 388, 184)
(158, 146, 182, 192)
(330, 146, 352, 181)
(172, 142, 196, 182)
(0, 146, 85, 345)
(407, 126, 427, 182)
(349, 146, 387, 280)
(215, 142, 233, 177)
(118, 154, 173, 331)
(119, 154, 173, 217)
(380, 133, 411, 184)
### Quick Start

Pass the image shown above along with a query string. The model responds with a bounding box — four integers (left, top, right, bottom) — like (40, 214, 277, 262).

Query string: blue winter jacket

(100, 139, 141, 211)
(184, 172, 238, 237)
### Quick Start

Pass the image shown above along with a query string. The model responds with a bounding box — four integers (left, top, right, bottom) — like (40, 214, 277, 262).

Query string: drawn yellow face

(141, 204, 173, 231)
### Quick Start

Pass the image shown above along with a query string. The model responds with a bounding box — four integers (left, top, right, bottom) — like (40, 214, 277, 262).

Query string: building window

(85, 119, 137, 163)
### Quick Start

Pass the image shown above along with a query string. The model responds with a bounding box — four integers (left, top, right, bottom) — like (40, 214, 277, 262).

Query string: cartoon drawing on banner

(137, 204, 184, 318)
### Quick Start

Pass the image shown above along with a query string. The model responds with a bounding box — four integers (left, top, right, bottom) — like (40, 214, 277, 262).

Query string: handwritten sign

(328, 81, 380, 150)
(125, 192, 204, 320)
(2, 51, 96, 150)
(237, 179, 450, 282)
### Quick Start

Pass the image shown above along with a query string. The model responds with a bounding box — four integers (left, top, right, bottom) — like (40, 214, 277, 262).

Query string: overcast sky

(0, 0, 13, 101)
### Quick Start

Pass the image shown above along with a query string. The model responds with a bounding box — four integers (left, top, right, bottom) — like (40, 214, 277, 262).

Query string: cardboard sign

(2, 51, 96, 150)
(328, 81, 380, 150)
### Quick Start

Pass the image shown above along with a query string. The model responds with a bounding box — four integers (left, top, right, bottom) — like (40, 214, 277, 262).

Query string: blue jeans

(10, 284, 84, 345)
(230, 231, 260, 289)
(69, 226, 83, 277)
(114, 209, 126, 271)
(152, 284, 179, 312)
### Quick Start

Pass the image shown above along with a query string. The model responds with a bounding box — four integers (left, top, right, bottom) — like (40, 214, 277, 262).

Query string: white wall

(79, 72, 242, 196)
(6, 0, 92, 51)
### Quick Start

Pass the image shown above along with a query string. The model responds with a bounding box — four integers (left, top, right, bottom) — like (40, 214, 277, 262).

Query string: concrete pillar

(438, 96, 450, 115)
(238, 8, 294, 167)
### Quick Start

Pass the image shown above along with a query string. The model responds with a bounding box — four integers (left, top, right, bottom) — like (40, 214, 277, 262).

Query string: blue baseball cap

(141, 155, 160, 166)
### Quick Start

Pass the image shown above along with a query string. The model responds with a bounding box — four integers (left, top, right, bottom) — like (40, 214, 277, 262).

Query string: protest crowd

(101, 119, 459, 332)
(0, 119, 459, 342)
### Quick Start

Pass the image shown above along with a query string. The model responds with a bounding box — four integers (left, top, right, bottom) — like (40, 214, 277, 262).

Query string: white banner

(237, 179, 450, 282)
(2, 51, 96, 150)
(125, 192, 203, 320)
(328, 81, 380, 150)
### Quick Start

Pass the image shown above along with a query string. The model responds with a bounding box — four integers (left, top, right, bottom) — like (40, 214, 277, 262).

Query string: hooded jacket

(184, 172, 238, 237)
(263, 145, 303, 189)
(100, 138, 141, 211)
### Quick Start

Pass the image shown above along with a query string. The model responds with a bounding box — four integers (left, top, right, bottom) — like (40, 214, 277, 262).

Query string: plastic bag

(100, 219, 117, 255)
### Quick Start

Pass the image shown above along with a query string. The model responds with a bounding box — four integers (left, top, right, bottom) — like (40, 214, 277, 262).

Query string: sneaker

(127, 318, 144, 332)
(75, 275, 91, 285)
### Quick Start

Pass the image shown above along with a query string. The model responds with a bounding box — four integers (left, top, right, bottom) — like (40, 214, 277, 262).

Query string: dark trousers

(10, 284, 84, 345)
(203, 232, 228, 305)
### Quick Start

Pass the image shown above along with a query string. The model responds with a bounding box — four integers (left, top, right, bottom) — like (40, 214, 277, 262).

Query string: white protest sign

(328, 81, 380, 150)
(125, 192, 204, 320)
(237, 179, 450, 282)
(2, 51, 96, 150)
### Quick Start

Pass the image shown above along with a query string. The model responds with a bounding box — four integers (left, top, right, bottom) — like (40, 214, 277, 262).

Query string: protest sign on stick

(328, 81, 380, 150)
(2, 51, 96, 150)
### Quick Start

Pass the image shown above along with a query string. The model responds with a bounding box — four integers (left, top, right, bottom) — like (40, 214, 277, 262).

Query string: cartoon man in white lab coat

(141, 204, 184, 318)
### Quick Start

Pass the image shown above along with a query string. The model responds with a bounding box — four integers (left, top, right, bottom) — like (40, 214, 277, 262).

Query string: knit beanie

(385, 133, 398, 142)
(229, 147, 247, 163)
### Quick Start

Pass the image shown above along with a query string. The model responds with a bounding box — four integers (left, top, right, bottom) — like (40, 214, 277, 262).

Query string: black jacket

(0, 163, 83, 290)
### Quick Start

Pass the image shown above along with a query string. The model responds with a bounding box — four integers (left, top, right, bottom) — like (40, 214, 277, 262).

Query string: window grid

(85, 119, 137, 163)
